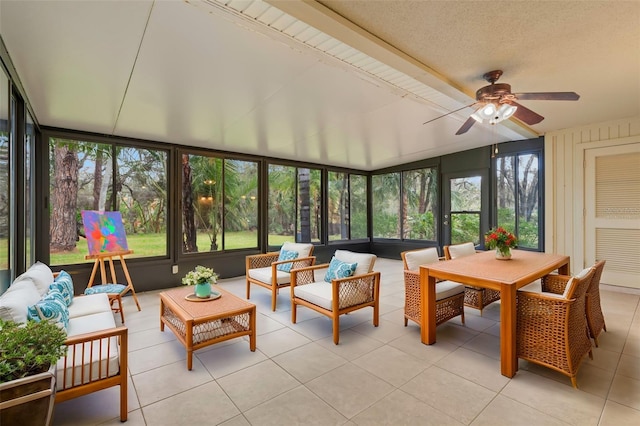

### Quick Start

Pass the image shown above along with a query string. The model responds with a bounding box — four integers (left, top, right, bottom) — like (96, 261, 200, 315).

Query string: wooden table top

(160, 285, 254, 319)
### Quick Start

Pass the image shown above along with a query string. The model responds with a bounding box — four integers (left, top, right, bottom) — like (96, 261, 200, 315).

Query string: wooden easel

(86, 250, 141, 313)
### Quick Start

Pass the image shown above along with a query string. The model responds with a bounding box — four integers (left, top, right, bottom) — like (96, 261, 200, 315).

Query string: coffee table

(159, 285, 256, 370)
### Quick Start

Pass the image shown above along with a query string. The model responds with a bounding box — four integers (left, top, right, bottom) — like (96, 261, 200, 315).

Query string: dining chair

(517, 266, 595, 388)
(245, 242, 315, 311)
(400, 247, 465, 328)
(290, 250, 379, 344)
(443, 242, 500, 314)
(542, 260, 607, 346)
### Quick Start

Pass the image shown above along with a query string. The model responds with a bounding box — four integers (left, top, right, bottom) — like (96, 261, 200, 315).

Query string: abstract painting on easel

(81, 210, 129, 255)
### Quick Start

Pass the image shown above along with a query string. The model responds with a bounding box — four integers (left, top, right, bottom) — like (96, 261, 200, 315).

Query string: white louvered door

(585, 143, 640, 288)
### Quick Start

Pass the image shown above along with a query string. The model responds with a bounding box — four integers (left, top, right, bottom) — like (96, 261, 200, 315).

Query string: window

(24, 112, 35, 265)
(0, 69, 9, 288)
(267, 164, 321, 246)
(181, 153, 258, 253)
(403, 168, 437, 240)
(372, 173, 400, 238)
(48, 137, 168, 265)
(450, 175, 482, 245)
(496, 152, 541, 249)
(328, 172, 368, 241)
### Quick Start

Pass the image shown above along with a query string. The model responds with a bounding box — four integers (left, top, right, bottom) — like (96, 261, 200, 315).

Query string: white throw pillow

(13, 261, 55, 296)
(0, 279, 42, 323)
(334, 250, 376, 276)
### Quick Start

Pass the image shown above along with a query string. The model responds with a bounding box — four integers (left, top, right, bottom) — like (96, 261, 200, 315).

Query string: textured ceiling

(1, 0, 638, 170)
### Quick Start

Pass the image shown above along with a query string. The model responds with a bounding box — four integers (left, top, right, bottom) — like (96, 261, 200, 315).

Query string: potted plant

(182, 265, 219, 299)
(485, 227, 518, 260)
(0, 319, 67, 426)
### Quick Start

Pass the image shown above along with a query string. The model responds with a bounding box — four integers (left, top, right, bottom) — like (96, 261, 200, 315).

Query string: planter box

(0, 364, 56, 426)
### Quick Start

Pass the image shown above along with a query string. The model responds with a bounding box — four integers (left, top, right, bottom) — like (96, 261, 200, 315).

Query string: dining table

(419, 249, 570, 378)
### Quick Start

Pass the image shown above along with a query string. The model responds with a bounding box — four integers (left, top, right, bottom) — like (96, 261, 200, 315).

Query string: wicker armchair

(543, 260, 607, 347)
(444, 242, 500, 314)
(246, 242, 315, 311)
(517, 267, 595, 388)
(290, 250, 379, 344)
(401, 248, 465, 327)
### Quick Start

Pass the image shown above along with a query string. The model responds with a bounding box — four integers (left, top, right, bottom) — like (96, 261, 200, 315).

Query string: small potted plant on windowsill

(0, 319, 67, 426)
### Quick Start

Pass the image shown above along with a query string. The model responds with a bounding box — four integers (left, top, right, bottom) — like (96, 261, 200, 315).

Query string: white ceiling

(1, 0, 638, 170)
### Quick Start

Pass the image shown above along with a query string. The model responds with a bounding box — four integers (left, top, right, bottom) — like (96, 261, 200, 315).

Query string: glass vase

(495, 246, 512, 260)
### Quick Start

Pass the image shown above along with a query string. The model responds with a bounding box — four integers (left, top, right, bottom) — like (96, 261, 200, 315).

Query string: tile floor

(53, 258, 640, 425)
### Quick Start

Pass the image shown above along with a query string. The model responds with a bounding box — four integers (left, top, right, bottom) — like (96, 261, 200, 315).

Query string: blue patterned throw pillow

(27, 288, 69, 331)
(276, 249, 299, 273)
(324, 257, 357, 283)
(49, 270, 74, 306)
(84, 283, 127, 295)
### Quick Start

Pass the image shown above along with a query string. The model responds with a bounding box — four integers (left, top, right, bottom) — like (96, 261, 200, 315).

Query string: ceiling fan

(424, 70, 580, 135)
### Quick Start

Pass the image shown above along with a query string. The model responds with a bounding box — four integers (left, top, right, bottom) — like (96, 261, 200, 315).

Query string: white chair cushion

(68, 293, 112, 318)
(59, 312, 119, 390)
(334, 250, 376, 276)
(248, 266, 291, 285)
(448, 242, 476, 259)
(293, 281, 333, 310)
(562, 267, 593, 298)
(0, 279, 42, 323)
(13, 261, 55, 296)
(405, 248, 439, 271)
(281, 242, 313, 259)
(435, 280, 466, 301)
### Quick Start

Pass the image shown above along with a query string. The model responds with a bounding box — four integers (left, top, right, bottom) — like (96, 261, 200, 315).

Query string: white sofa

(0, 262, 128, 422)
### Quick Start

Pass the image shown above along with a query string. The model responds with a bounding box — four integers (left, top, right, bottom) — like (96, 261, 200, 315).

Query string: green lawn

(47, 231, 294, 266)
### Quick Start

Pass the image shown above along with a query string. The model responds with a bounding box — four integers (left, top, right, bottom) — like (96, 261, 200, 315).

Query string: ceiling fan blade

(514, 92, 580, 101)
(423, 102, 476, 125)
(455, 116, 476, 135)
(510, 101, 544, 125)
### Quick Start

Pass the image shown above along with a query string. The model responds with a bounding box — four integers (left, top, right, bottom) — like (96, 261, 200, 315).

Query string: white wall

(545, 116, 640, 285)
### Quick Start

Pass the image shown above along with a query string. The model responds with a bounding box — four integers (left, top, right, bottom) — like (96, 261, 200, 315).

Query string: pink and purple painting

(81, 210, 129, 255)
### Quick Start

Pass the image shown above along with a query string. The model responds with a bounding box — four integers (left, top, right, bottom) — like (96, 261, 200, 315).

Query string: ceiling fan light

(481, 103, 496, 117)
(498, 103, 517, 120)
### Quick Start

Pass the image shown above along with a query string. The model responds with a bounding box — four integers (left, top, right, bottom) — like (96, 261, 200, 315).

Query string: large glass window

(24, 112, 35, 265)
(328, 172, 368, 241)
(49, 137, 168, 265)
(450, 175, 482, 245)
(181, 153, 258, 253)
(403, 168, 437, 240)
(267, 164, 321, 246)
(496, 153, 540, 249)
(372, 173, 400, 238)
(0, 70, 9, 290)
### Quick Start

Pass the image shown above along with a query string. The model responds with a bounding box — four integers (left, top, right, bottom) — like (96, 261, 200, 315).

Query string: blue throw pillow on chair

(84, 283, 127, 295)
(324, 257, 357, 283)
(276, 249, 299, 273)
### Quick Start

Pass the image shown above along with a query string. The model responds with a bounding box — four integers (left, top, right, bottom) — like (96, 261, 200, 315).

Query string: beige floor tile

(142, 381, 240, 425)
(254, 326, 312, 357)
(216, 359, 299, 412)
(244, 385, 347, 425)
(287, 315, 336, 341)
(435, 347, 510, 392)
(461, 331, 502, 360)
(132, 358, 213, 406)
(433, 321, 479, 346)
(600, 400, 640, 426)
(401, 365, 496, 424)
(461, 311, 497, 333)
(128, 339, 187, 374)
(470, 394, 568, 426)
(219, 415, 252, 426)
(583, 347, 621, 372)
(306, 363, 394, 419)
(379, 306, 405, 323)
(196, 339, 268, 379)
(254, 312, 286, 335)
(352, 388, 463, 425)
(501, 370, 605, 425)
(316, 329, 384, 361)
(128, 326, 177, 352)
(617, 353, 640, 380)
(350, 317, 413, 344)
(273, 342, 347, 383)
(388, 330, 458, 363)
(353, 344, 427, 387)
(608, 374, 640, 410)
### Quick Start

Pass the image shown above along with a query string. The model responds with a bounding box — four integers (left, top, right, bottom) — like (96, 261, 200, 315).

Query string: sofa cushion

(68, 293, 112, 319)
(324, 257, 357, 283)
(276, 249, 299, 273)
(404, 247, 439, 271)
(58, 311, 119, 391)
(248, 267, 291, 285)
(334, 250, 376, 276)
(13, 261, 55, 296)
(27, 288, 70, 331)
(49, 270, 74, 306)
(0, 279, 42, 323)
